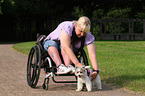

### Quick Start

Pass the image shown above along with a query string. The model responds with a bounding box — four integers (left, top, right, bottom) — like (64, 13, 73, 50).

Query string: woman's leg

(61, 45, 78, 66)
(61, 44, 79, 67)
(61, 48, 72, 67)
(61, 45, 77, 73)
(44, 40, 71, 74)
(48, 46, 62, 67)
(44, 40, 62, 67)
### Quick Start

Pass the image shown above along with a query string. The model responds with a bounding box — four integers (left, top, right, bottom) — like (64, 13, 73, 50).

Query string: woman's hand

(76, 63, 85, 68)
(90, 71, 98, 80)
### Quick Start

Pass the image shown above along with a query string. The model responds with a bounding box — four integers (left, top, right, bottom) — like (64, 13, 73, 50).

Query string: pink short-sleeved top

(44, 21, 95, 49)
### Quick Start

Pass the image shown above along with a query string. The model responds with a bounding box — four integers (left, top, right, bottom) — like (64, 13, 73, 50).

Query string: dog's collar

(93, 70, 100, 74)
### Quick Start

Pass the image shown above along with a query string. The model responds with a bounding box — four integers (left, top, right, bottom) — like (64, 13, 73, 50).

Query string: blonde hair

(73, 16, 91, 33)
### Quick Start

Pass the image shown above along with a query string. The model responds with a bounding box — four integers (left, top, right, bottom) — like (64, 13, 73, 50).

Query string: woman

(44, 16, 99, 80)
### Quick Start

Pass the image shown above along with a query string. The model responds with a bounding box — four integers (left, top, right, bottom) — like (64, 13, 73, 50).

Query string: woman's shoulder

(86, 32, 94, 38)
(59, 21, 74, 30)
(85, 32, 95, 43)
(60, 21, 74, 36)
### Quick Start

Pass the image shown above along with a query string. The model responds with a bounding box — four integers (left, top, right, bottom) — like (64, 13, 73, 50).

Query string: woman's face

(75, 24, 87, 38)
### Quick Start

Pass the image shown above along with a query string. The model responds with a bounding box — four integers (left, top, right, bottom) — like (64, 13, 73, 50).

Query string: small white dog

(75, 66, 102, 92)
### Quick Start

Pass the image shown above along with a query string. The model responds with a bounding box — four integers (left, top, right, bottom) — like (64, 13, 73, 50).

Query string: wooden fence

(92, 19, 145, 40)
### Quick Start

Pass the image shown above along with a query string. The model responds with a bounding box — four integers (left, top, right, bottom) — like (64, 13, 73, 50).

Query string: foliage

(91, 8, 132, 38)
(103, 8, 131, 34)
(1, 0, 145, 18)
(1, 0, 145, 41)
(92, 9, 104, 20)
(0, 0, 15, 15)
(71, 6, 84, 19)
(136, 11, 145, 19)
(0, 0, 76, 17)
(103, 8, 131, 19)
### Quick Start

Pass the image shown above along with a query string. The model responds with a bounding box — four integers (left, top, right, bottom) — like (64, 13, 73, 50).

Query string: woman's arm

(87, 43, 98, 70)
(60, 29, 84, 67)
(87, 43, 99, 80)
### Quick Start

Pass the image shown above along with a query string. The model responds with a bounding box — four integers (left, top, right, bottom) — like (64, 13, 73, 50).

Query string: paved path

(0, 44, 142, 96)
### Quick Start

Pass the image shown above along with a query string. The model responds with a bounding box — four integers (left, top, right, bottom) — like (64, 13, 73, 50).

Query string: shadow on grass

(102, 74, 145, 91)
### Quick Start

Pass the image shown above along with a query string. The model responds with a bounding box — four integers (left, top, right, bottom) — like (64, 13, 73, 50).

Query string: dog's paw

(87, 89, 92, 92)
(98, 87, 102, 90)
(76, 89, 81, 92)
(87, 88, 92, 92)
(87, 90, 92, 92)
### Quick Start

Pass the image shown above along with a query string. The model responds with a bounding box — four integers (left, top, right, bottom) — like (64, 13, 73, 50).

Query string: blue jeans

(44, 40, 59, 51)
(44, 40, 78, 52)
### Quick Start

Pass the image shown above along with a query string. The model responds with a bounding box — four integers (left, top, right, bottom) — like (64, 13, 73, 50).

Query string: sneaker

(56, 64, 72, 74)
(67, 65, 75, 74)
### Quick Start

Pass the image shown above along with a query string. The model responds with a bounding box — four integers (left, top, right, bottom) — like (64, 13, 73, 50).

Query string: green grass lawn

(12, 41, 145, 93)
(12, 41, 36, 55)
